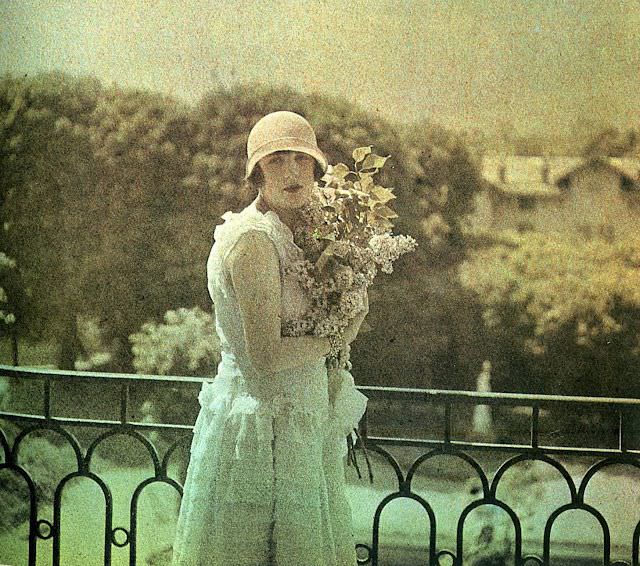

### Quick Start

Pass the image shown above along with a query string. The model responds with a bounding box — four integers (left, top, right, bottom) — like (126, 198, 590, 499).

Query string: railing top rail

(0, 364, 205, 384)
(2, 364, 640, 408)
(359, 384, 640, 408)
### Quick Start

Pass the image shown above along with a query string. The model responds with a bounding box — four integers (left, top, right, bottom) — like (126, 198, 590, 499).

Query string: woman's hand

(343, 289, 369, 344)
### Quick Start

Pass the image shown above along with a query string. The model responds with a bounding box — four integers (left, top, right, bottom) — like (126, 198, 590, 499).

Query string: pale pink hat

(245, 111, 328, 179)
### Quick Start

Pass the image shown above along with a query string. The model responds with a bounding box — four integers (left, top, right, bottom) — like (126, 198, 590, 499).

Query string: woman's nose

(283, 155, 301, 178)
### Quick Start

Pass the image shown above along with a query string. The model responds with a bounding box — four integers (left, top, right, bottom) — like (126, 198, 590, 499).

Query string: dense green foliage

(0, 74, 100, 367)
(0, 253, 16, 325)
(0, 253, 17, 364)
(1, 72, 483, 388)
(460, 230, 640, 396)
(2, 71, 639, 398)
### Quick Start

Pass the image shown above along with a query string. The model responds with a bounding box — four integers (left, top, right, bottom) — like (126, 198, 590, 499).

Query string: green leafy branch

(310, 146, 398, 271)
(320, 146, 397, 231)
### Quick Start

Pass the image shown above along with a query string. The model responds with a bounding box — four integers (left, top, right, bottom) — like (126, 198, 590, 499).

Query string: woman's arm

(229, 230, 330, 373)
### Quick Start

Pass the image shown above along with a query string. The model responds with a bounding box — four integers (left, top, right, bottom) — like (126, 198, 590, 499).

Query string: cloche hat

(245, 111, 328, 179)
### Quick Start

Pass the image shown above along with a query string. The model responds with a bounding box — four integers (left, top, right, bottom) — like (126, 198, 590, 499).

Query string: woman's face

(257, 151, 316, 210)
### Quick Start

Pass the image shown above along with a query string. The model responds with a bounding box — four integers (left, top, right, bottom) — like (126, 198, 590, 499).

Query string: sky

(2, 0, 639, 135)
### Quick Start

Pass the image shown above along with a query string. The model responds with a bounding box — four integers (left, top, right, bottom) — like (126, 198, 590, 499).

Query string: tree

(0, 252, 17, 364)
(2, 75, 485, 383)
(0, 73, 101, 367)
(459, 230, 640, 396)
(78, 87, 203, 371)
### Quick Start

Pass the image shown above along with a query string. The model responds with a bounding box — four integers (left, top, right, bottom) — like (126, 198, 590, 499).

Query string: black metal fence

(1, 364, 639, 566)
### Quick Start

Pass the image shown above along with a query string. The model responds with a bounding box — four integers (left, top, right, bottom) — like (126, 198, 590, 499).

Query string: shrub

(129, 307, 220, 469)
(130, 307, 221, 377)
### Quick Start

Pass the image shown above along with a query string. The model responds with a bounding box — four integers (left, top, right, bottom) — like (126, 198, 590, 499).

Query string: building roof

(481, 156, 566, 198)
(481, 156, 640, 197)
(547, 158, 584, 184)
(554, 157, 640, 186)
(495, 182, 562, 198)
(602, 158, 640, 182)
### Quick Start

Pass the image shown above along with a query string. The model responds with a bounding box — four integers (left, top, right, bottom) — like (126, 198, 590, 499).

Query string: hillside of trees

(0, 72, 483, 389)
(2, 72, 639, 397)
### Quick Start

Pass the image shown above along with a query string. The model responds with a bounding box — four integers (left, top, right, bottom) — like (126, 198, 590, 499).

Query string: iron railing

(1, 364, 639, 566)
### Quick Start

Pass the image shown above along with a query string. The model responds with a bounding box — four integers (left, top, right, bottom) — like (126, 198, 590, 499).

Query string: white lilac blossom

(284, 260, 316, 290)
(281, 149, 418, 369)
(314, 296, 330, 312)
(284, 224, 416, 340)
(369, 233, 418, 274)
(353, 273, 369, 287)
(282, 318, 314, 337)
(333, 264, 355, 291)
(314, 317, 344, 337)
(338, 288, 365, 315)
(331, 240, 351, 257)
(283, 225, 415, 354)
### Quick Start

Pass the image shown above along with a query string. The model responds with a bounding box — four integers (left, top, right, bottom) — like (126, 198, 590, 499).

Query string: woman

(171, 111, 369, 566)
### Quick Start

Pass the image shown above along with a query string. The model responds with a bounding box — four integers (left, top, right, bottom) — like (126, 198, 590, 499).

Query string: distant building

(472, 156, 640, 239)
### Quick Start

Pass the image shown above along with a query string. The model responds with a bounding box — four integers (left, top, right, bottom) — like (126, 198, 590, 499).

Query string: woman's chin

(283, 188, 305, 199)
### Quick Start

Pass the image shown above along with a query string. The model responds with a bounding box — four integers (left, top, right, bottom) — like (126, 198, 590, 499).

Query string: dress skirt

(171, 353, 367, 566)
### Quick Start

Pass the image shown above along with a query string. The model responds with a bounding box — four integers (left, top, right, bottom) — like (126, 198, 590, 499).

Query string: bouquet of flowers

(280, 147, 417, 482)
(282, 146, 417, 367)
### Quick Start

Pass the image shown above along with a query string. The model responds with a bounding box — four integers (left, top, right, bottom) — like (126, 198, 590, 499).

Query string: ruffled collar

(245, 200, 300, 250)
(216, 200, 304, 256)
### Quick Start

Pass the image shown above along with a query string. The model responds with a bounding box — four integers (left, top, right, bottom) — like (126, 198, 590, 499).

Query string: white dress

(171, 201, 368, 566)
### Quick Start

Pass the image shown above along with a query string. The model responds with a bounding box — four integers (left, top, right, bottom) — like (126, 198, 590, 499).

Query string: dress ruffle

(173, 361, 366, 566)
(193, 364, 367, 463)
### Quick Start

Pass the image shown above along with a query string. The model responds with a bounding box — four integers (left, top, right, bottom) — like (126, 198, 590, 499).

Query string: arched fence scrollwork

(1, 365, 639, 566)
